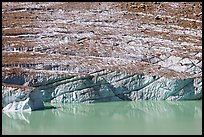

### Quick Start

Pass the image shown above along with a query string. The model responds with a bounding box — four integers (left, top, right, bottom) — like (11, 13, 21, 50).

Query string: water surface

(2, 100, 202, 135)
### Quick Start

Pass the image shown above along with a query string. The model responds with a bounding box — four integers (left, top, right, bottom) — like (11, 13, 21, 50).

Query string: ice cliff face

(2, 70, 202, 111)
(2, 85, 44, 111)
(50, 72, 202, 103)
(2, 2, 202, 111)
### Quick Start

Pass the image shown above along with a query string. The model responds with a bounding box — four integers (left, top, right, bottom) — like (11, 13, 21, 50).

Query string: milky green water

(2, 100, 202, 135)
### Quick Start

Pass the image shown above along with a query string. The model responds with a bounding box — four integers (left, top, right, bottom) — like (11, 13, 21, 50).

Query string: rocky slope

(2, 2, 202, 111)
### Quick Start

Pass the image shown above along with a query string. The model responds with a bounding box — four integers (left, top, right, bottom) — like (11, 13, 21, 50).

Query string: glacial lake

(2, 100, 202, 135)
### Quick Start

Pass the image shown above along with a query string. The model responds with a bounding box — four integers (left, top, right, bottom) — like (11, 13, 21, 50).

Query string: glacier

(2, 71, 202, 111)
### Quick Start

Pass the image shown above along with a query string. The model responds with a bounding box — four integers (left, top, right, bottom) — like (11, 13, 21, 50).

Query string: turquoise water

(2, 100, 202, 135)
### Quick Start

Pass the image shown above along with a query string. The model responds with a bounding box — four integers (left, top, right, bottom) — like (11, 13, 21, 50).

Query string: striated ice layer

(47, 72, 202, 103)
(2, 70, 202, 111)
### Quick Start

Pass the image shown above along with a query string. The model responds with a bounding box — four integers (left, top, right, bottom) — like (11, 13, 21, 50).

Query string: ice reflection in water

(2, 101, 202, 135)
